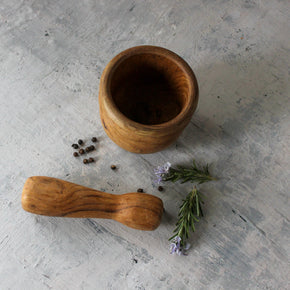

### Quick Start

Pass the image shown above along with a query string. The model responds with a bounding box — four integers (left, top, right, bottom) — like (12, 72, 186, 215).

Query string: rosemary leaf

(163, 159, 216, 184)
(169, 188, 204, 250)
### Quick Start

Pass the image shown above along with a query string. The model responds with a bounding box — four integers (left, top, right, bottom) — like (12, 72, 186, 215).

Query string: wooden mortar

(99, 45, 199, 154)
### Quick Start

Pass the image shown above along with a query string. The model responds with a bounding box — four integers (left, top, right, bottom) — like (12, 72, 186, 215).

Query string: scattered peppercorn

(72, 144, 79, 149)
(79, 148, 85, 154)
(89, 145, 95, 151)
(91, 137, 97, 142)
(158, 186, 164, 192)
(73, 152, 79, 157)
(89, 157, 94, 163)
(111, 165, 116, 170)
(85, 147, 91, 152)
(137, 188, 143, 193)
(83, 159, 88, 164)
(78, 139, 83, 145)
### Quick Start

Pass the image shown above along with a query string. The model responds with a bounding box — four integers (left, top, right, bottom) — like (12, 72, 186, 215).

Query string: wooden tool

(22, 176, 163, 231)
(99, 45, 199, 154)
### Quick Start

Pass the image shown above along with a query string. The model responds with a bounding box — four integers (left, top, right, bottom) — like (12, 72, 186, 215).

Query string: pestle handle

(21, 176, 163, 231)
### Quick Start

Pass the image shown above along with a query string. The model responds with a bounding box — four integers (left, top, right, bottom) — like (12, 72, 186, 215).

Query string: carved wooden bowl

(99, 45, 199, 154)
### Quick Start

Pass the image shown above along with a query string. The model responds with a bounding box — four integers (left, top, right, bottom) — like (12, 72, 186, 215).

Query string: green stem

(169, 187, 204, 247)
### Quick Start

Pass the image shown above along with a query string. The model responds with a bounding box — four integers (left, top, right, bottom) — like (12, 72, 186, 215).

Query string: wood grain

(99, 45, 199, 153)
(22, 176, 164, 231)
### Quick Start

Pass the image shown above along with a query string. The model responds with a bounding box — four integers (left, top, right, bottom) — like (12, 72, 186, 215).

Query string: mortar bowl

(99, 45, 199, 154)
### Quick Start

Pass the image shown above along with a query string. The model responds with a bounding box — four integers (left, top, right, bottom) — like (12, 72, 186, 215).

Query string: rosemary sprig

(163, 160, 215, 184)
(154, 160, 216, 255)
(169, 188, 203, 254)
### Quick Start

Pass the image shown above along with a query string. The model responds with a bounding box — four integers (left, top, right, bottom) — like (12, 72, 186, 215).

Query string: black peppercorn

(72, 144, 79, 149)
(91, 137, 97, 142)
(78, 139, 83, 145)
(158, 186, 164, 192)
(83, 159, 88, 164)
(73, 152, 79, 157)
(89, 145, 95, 151)
(89, 157, 94, 163)
(79, 149, 85, 155)
(137, 188, 143, 193)
(85, 147, 91, 152)
(111, 165, 116, 170)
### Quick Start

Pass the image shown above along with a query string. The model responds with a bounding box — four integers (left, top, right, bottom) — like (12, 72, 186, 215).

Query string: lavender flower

(182, 242, 191, 255)
(154, 162, 171, 184)
(169, 236, 191, 255)
(170, 236, 182, 255)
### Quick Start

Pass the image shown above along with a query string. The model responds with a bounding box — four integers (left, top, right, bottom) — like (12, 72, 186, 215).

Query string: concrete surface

(0, 0, 289, 289)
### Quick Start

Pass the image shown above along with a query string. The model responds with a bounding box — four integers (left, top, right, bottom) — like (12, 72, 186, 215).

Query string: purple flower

(182, 242, 191, 255)
(170, 236, 182, 255)
(154, 162, 171, 184)
(169, 237, 191, 255)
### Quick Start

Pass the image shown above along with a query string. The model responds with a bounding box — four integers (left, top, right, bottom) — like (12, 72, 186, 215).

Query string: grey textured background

(0, 0, 289, 289)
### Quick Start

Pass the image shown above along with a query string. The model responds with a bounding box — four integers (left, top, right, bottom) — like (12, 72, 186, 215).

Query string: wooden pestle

(22, 176, 163, 231)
